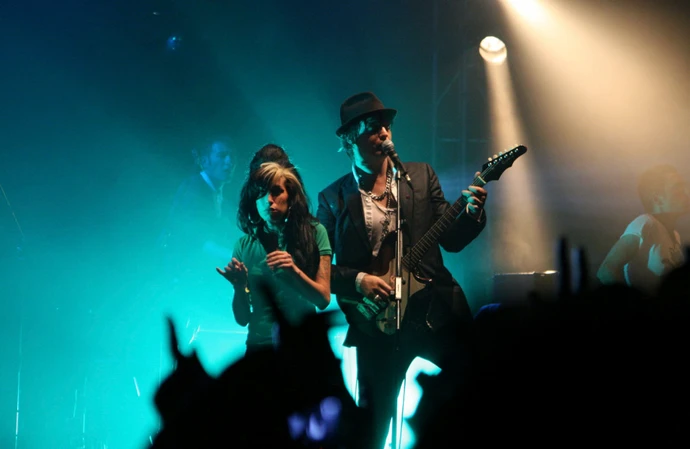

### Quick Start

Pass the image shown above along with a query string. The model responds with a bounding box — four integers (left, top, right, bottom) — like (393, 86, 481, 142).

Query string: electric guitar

(342, 145, 528, 335)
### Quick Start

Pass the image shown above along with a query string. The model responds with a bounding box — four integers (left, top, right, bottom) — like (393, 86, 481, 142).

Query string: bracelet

(233, 282, 249, 294)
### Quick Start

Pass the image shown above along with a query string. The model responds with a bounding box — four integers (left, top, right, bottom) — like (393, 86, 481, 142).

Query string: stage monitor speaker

(491, 271, 560, 304)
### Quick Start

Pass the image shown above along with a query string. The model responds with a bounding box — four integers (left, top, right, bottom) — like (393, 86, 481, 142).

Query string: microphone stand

(1, 182, 26, 449)
(390, 159, 410, 449)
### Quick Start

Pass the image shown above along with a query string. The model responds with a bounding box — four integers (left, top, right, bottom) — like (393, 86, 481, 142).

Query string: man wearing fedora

(317, 91, 488, 448)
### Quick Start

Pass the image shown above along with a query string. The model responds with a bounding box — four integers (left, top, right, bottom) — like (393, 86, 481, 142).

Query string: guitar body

(368, 233, 431, 334)
(338, 232, 431, 336)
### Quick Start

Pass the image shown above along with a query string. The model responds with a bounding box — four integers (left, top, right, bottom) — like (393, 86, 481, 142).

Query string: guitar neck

(403, 173, 487, 270)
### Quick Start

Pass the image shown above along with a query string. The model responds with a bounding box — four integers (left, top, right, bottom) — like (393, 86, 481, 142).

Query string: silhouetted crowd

(149, 239, 690, 448)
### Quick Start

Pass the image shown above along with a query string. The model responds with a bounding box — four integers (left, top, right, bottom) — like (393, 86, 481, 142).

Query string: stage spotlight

(479, 36, 507, 64)
(166, 35, 181, 51)
(504, 0, 546, 23)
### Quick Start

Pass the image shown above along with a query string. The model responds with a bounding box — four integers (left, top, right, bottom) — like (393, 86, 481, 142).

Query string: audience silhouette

(151, 238, 690, 448)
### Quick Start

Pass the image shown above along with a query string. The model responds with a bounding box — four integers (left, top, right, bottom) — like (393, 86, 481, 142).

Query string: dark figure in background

(217, 160, 332, 354)
(160, 139, 237, 272)
(597, 164, 690, 294)
(316, 92, 488, 449)
(157, 139, 239, 329)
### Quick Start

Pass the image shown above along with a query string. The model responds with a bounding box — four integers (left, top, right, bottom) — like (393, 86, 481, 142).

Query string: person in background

(597, 164, 690, 294)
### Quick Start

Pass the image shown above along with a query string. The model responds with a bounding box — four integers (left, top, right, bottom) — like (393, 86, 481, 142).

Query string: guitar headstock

(480, 145, 527, 183)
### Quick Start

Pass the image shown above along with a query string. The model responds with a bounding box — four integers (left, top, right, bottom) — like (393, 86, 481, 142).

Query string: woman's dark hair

(237, 156, 319, 279)
(248, 143, 292, 174)
(239, 144, 300, 230)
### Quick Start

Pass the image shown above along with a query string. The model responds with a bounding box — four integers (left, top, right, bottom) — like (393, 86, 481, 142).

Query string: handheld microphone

(381, 140, 412, 184)
(261, 228, 280, 253)
(261, 230, 287, 276)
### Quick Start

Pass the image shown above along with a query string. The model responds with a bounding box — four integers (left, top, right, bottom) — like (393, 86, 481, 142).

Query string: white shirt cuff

(355, 272, 367, 294)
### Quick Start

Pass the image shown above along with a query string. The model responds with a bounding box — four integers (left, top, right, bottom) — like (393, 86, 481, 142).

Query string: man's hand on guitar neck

(462, 171, 488, 221)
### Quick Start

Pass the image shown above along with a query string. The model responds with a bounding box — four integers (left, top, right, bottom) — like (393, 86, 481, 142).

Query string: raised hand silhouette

(153, 316, 213, 430)
(151, 281, 370, 448)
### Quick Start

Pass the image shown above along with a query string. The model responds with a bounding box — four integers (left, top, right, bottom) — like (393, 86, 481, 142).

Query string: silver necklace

(365, 168, 392, 201)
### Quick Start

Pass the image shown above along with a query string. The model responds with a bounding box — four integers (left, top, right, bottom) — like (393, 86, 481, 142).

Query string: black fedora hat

(336, 92, 397, 136)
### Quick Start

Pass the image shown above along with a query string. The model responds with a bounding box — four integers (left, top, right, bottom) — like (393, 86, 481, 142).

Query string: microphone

(260, 230, 286, 276)
(381, 140, 412, 184)
(264, 233, 279, 253)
